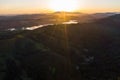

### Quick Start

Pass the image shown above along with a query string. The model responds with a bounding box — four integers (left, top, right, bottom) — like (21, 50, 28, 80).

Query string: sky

(0, 0, 120, 14)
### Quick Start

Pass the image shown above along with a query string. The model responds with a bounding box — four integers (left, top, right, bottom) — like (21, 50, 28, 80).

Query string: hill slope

(0, 15, 120, 80)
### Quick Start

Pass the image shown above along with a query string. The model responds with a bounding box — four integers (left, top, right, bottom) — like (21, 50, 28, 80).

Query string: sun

(49, 0, 79, 12)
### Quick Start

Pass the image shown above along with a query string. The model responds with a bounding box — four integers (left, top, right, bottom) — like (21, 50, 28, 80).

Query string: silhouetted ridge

(95, 14, 120, 27)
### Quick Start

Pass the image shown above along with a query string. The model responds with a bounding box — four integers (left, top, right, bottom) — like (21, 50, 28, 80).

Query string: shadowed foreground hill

(0, 14, 120, 80)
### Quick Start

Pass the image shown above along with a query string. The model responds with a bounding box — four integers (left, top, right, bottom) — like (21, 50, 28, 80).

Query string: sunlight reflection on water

(7, 20, 78, 31)
(62, 20, 78, 24)
(26, 20, 78, 30)
(26, 24, 53, 30)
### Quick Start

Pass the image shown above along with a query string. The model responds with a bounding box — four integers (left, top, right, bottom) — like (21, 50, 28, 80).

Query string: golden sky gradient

(0, 0, 120, 14)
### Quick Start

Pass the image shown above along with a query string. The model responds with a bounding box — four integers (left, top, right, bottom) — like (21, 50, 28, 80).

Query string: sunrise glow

(49, 0, 79, 12)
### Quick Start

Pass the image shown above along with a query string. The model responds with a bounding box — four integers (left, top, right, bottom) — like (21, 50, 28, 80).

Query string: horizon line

(0, 11, 120, 16)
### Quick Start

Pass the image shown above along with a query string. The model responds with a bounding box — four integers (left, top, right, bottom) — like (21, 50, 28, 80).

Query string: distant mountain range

(0, 12, 119, 31)
(91, 12, 118, 18)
